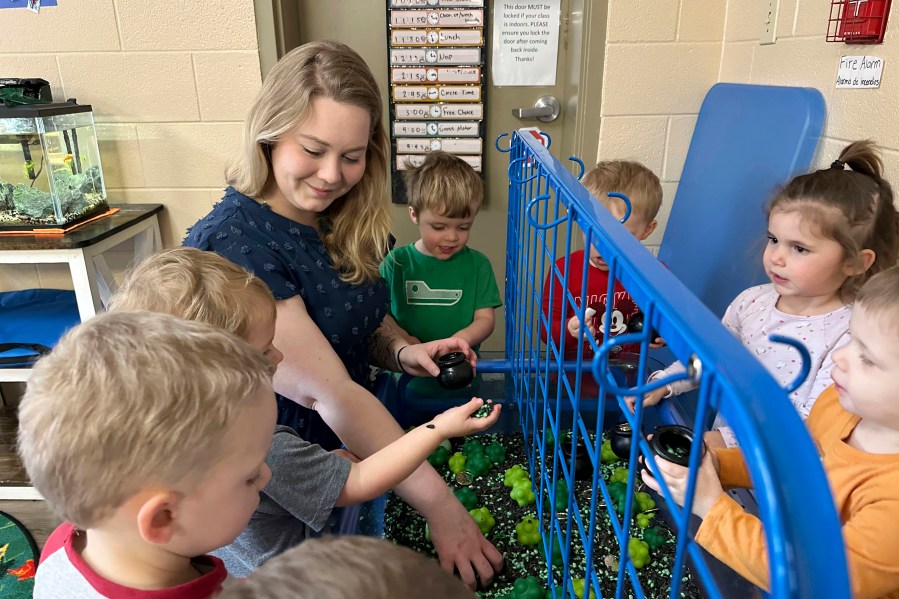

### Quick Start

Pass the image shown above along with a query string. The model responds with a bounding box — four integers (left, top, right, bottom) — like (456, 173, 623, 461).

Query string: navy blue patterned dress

(184, 187, 389, 449)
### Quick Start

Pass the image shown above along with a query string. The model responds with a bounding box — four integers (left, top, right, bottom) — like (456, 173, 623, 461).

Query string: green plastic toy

(469, 507, 496, 535)
(504, 465, 528, 487)
(642, 526, 666, 551)
(427, 445, 450, 467)
(462, 439, 485, 457)
(485, 441, 507, 464)
(510, 478, 536, 506)
(544, 478, 569, 512)
(628, 537, 650, 569)
(500, 576, 550, 599)
(454, 487, 478, 511)
(572, 578, 596, 599)
(608, 481, 633, 516)
(449, 452, 467, 474)
(600, 439, 620, 463)
(610, 467, 629, 485)
(539, 537, 563, 568)
(515, 516, 541, 546)
(466, 451, 492, 478)
(636, 512, 655, 528)
(635, 491, 656, 513)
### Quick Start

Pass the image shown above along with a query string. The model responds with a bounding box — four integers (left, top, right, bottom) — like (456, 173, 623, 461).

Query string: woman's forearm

(369, 316, 407, 371)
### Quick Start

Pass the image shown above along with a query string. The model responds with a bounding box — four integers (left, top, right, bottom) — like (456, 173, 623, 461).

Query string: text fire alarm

(827, 0, 893, 43)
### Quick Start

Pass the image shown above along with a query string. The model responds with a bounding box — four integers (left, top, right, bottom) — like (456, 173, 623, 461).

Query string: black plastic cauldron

(609, 422, 633, 460)
(649, 425, 704, 467)
(436, 352, 474, 390)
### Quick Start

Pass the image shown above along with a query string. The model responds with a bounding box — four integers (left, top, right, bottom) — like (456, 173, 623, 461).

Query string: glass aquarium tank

(0, 100, 108, 230)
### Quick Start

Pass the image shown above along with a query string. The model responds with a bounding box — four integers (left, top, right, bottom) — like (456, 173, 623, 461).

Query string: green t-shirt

(380, 244, 502, 347)
(380, 244, 502, 400)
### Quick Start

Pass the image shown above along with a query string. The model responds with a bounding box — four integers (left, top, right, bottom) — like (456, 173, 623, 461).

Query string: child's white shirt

(650, 284, 851, 447)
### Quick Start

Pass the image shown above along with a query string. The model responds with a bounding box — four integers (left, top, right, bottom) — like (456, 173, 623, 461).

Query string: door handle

(512, 95, 561, 122)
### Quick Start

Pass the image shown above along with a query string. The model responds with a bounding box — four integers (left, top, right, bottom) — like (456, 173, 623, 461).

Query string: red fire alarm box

(828, 0, 893, 43)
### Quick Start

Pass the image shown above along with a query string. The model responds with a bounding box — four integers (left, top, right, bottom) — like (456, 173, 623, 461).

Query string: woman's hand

(432, 397, 501, 438)
(398, 336, 477, 377)
(640, 450, 724, 519)
(427, 500, 505, 589)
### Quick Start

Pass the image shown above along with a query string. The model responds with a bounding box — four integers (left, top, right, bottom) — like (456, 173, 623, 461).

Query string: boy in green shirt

(381, 152, 501, 398)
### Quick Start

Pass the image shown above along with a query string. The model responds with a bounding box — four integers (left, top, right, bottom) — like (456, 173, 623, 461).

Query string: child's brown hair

(582, 160, 663, 223)
(404, 151, 483, 218)
(109, 247, 276, 339)
(768, 140, 899, 302)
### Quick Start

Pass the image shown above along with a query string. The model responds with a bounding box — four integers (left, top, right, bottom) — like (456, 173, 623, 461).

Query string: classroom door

(257, 0, 607, 351)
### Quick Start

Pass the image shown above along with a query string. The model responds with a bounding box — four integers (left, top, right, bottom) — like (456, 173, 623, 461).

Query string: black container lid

(0, 99, 92, 119)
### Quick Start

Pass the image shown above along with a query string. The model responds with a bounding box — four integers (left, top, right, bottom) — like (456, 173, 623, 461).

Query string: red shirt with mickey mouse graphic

(541, 250, 642, 393)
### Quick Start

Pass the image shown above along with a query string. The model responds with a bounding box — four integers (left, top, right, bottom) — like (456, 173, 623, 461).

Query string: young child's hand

(649, 336, 666, 349)
(640, 448, 724, 519)
(432, 397, 501, 438)
(624, 385, 669, 412)
(566, 307, 597, 338)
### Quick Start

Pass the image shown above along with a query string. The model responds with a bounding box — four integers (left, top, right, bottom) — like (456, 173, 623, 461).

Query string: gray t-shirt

(212, 425, 351, 576)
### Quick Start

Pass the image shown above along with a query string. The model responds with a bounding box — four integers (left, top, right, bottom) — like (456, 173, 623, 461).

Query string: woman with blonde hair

(184, 40, 503, 588)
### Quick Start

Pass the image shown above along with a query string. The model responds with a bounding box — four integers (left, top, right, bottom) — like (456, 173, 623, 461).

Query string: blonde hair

(226, 40, 391, 285)
(855, 264, 899, 333)
(405, 151, 483, 218)
(109, 248, 276, 338)
(768, 140, 899, 302)
(582, 160, 663, 223)
(217, 536, 475, 599)
(17, 311, 274, 529)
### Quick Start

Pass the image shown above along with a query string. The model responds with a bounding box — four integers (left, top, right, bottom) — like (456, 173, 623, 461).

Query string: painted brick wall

(600, 0, 899, 253)
(0, 0, 261, 290)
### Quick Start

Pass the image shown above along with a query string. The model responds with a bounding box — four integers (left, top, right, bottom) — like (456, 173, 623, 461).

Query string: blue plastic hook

(591, 334, 701, 397)
(541, 131, 552, 148)
(508, 157, 539, 184)
(525, 194, 567, 230)
(607, 192, 633, 224)
(769, 334, 812, 394)
(494, 132, 512, 153)
(569, 156, 585, 180)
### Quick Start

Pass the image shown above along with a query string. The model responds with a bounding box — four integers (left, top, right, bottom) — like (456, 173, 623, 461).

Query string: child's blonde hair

(856, 264, 899, 333)
(226, 40, 391, 286)
(108, 247, 276, 338)
(17, 311, 274, 529)
(404, 151, 484, 218)
(769, 140, 899, 302)
(582, 160, 663, 223)
(217, 536, 475, 599)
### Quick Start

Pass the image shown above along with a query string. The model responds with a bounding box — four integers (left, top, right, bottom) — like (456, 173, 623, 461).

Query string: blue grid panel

(502, 130, 848, 598)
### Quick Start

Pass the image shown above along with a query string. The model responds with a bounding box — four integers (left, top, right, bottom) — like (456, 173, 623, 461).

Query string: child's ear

(638, 219, 658, 241)
(408, 206, 419, 225)
(847, 249, 876, 275)
(135, 491, 180, 546)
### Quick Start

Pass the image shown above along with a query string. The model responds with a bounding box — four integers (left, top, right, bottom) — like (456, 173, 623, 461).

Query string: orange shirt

(695, 386, 899, 598)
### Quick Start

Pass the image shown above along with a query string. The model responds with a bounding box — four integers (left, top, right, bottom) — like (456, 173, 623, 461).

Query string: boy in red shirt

(541, 161, 663, 394)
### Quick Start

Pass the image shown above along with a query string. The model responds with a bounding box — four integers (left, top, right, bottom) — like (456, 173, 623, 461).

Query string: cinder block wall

(600, 1, 899, 252)
(0, 0, 261, 290)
